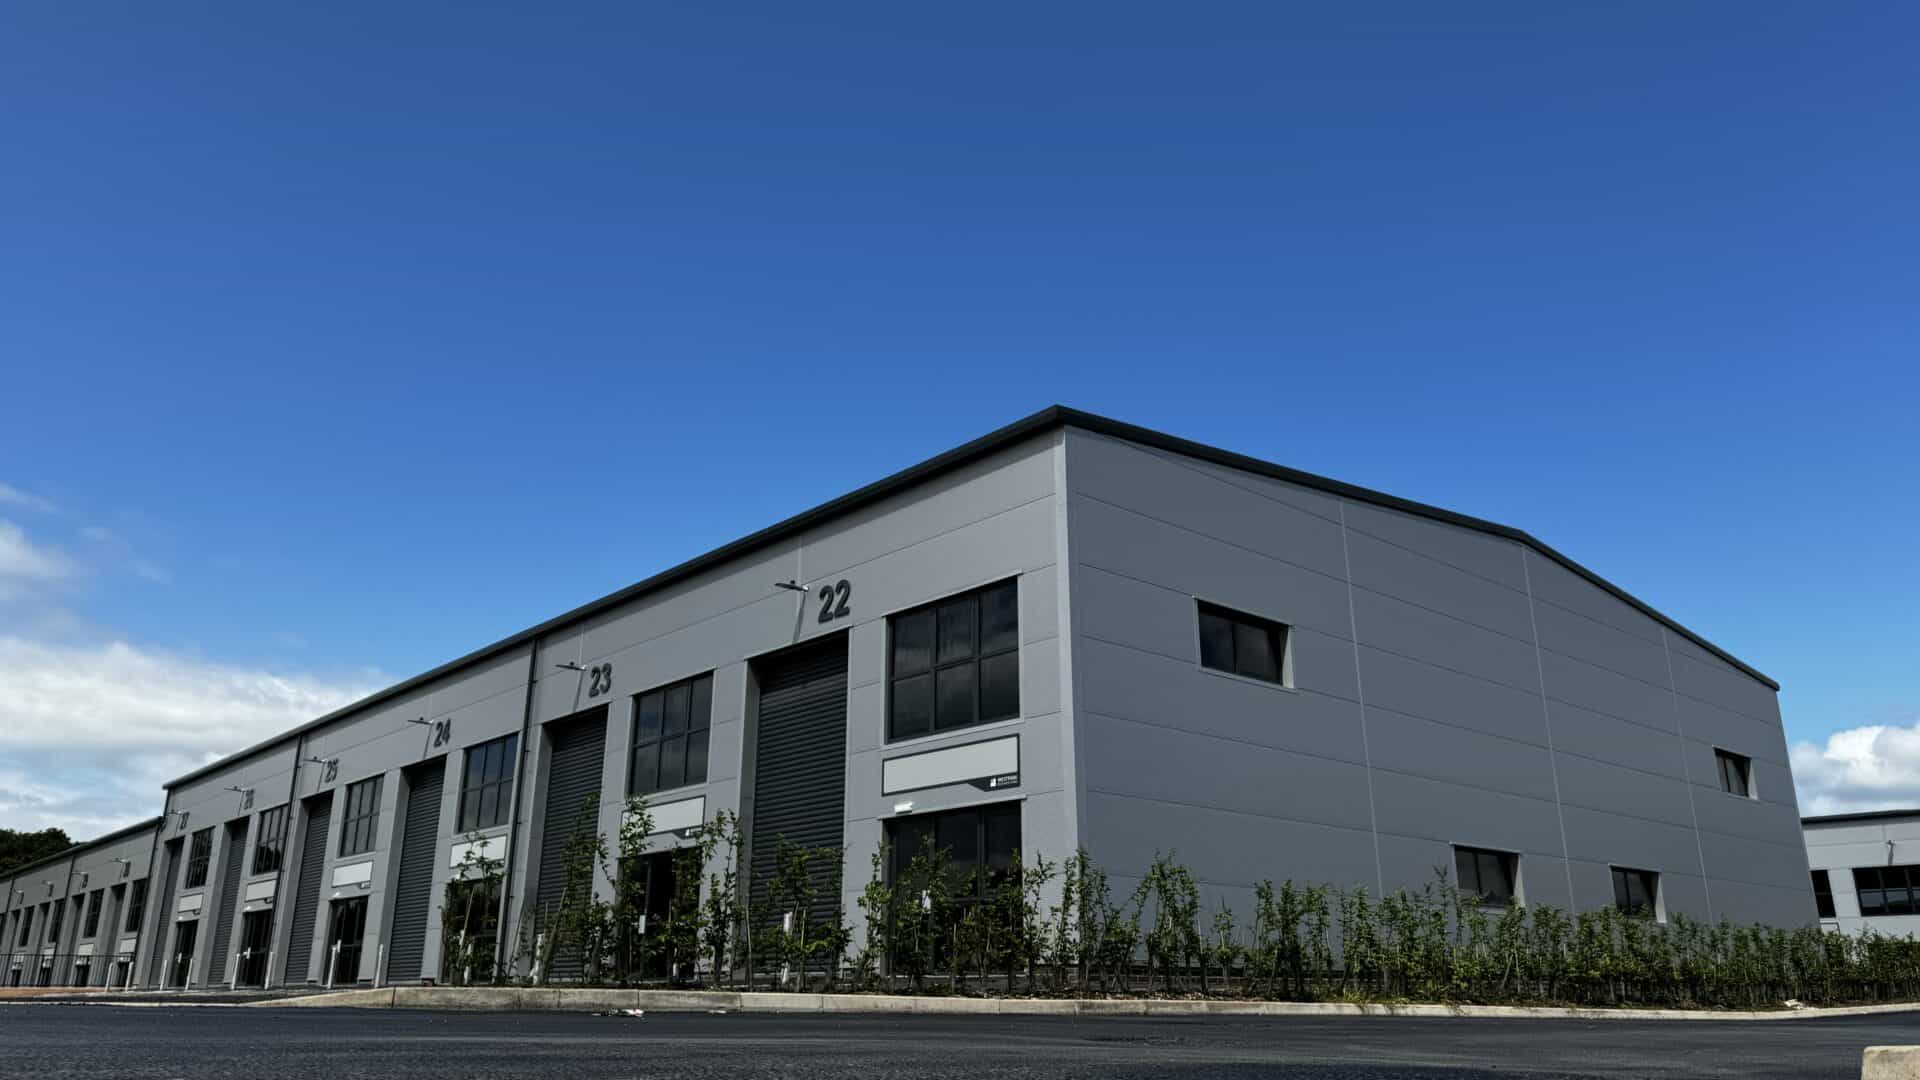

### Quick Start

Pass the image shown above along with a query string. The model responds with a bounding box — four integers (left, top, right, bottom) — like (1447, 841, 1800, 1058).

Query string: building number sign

(816, 579, 852, 624)
(430, 718, 452, 747)
(587, 663, 614, 698)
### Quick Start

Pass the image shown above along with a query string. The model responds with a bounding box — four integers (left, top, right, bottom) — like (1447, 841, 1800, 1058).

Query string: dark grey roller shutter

(385, 759, 445, 983)
(144, 840, 181, 988)
(533, 707, 608, 983)
(208, 822, 247, 985)
(283, 793, 333, 985)
(749, 634, 849, 955)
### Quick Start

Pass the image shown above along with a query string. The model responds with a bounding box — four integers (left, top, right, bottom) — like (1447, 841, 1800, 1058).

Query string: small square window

(1811, 870, 1836, 919)
(1611, 866, 1660, 918)
(1714, 749, 1752, 798)
(1453, 845, 1517, 907)
(1196, 601, 1289, 685)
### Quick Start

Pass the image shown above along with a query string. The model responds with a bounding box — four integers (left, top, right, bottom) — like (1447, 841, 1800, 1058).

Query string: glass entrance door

(170, 921, 199, 988)
(236, 910, 273, 986)
(326, 897, 367, 986)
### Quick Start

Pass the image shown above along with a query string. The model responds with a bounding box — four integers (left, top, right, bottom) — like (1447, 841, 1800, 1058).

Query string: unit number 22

(816, 580, 852, 624)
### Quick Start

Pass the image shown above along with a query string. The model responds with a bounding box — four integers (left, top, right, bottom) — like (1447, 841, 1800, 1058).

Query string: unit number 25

(816, 580, 852, 624)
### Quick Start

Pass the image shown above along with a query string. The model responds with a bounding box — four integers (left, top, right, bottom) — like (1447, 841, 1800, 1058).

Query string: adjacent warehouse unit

(1803, 810, 1920, 935)
(1, 407, 1815, 990)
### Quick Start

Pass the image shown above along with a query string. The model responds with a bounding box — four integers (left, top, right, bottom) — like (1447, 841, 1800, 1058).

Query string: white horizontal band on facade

(330, 861, 373, 888)
(448, 835, 507, 871)
(243, 878, 277, 903)
(650, 795, 706, 835)
(882, 734, 1019, 796)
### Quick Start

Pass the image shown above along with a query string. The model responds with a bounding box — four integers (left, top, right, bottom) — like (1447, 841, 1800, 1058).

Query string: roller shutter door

(208, 821, 247, 985)
(533, 707, 608, 983)
(283, 793, 333, 984)
(385, 759, 446, 983)
(748, 634, 849, 951)
(144, 840, 181, 987)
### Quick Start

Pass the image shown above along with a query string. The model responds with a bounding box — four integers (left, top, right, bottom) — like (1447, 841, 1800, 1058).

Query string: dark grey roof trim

(166, 405, 1776, 789)
(0, 816, 163, 885)
(1803, 809, 1920, 826)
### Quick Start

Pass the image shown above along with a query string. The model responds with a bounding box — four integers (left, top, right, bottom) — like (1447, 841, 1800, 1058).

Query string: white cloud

(1792, 718, 1920, 815)
(0, 483, 56, 514)
(0, 637, 385, 834)
(0, 520, 75, 581)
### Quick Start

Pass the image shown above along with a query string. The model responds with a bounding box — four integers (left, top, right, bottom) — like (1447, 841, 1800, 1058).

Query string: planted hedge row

(443, 798, 1920, 1009)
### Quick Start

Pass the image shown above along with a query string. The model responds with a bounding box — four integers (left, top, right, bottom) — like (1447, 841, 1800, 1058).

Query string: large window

(46, 899, 63, 943)
(14, 907, 29, 946)
(1611, 867, 1659, 918)
(888, 580, 1019, 741)
(458, 734, 520, 832)
(629, 674, 713, 796)
(184, 828, 213, 888)
(1198, 601, 1289, 684)
(252, 805, 290, 875)
(339, 776, 384, 858)
(1853, 865, 1920, 917)
(82, 890, 103, 938)
(1812, 870, 1836, 919)
(886, 801, 1022, 908)
(1454, 845, 1518, 907)
(1714, 749, 1752, 798)
(123, 879, 148, 935)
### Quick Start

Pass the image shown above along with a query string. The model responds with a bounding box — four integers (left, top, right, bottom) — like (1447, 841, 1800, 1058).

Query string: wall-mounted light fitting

(774, 579, 809, 593)
(407, 717, 431, 727)
(554, 661, 586, 672)
(303, 756, 336, 767)
(225, 785, 253, 797)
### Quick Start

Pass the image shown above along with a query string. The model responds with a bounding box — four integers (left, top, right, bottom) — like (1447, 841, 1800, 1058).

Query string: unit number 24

(816, 580, 852, 624)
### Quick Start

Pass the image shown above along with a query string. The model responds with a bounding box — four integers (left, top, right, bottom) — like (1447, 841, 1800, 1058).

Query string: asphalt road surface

(4, 1004, 1917, 1079)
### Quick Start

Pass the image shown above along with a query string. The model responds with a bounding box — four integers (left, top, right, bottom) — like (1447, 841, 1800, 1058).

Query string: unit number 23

(816, 580, 852, 624)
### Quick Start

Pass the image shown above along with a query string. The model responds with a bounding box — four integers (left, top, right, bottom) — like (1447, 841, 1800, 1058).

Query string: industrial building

(1, 406, 1814, 990)
(1803, 810, 1920, 936)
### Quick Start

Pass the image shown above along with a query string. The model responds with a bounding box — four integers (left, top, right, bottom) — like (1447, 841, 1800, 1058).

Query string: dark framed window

(252, 805, 290, 875)
(15, 907, 30, 946)
(1853, 865, 1920, 917)
(184, 827, 213, 888)
(886, 801, 1021, 908)
(1714, 749, 1752, 797)
(888, 580, 1019, 741)
(1454, 845, 1518, 907)
(1812, 870, 1836, 919)
(1197, 601, 1289, 685)
(440, 876, 501, 983)
(458, 733, 520, 832)
(123, 879, 147, 934)
(339, 776, 384, 858)
(82, 890, 103, 937)
(46, 899, 63, 942)
(1611, 867, 1659, 918)
(629, 673, 713, 796)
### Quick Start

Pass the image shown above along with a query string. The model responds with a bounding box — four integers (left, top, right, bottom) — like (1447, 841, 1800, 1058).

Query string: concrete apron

(245, 986, 1920, 1022)
(1865, 1047, 1920, 1080)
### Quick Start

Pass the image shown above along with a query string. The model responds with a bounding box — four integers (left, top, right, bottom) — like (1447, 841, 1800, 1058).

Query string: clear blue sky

(1, 3, 1914, 805)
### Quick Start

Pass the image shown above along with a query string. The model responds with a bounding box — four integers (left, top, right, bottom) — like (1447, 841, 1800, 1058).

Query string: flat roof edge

(1803, 809, 1920, 826)
(0, 816, 163, 885)
(165, 404, 1776, 790)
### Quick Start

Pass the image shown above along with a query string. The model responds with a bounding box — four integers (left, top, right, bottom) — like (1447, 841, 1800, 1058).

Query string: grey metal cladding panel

(1079, 710, 1375, 832)
(386, 760, 446, 982)
(1691, 785, 1805, 846)
(284, 794, 332, 984)
(796, 435, 1055, 580)
(1710, 877, 1817, 927)
(1081, 789, 1380, 889)
(1655, 871, 1712, 920)
(1067, 432, 1348, 579)
(1537, 650, 1672, 730)
(1339, 501, 1527, 592)
(1369, 770, 1564, 857)
(1074, 636, 1367, 766)
(1364, 706, 1558, 803)
(1702, 830, 1811, 892)
(1530, 598, 1673, 690)
(1177, 452, 1346, 523)
(1351, 588, 1540, 694)
(1375, 832, 1572, 909)
(1546, 700, 1687, 780)
(1523, 556, 1666, 649)
(1343, 530, 1535, 642)
(1803, 841, 1887, 871)
(1017, 563, 1060, 646)
(1071, 495, 1352, 637)
(1667, 648, 1780, 727)
(1672, 698, 1788, 768)
(1551, 753, 1696, 829)
(209, 824, 246, 980)
(1357, 646, 1548, 747)
(1558, 804, 1700, 871)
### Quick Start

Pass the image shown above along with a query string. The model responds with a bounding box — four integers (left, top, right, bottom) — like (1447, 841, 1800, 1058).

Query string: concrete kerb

(232, 987, 1920, 1021)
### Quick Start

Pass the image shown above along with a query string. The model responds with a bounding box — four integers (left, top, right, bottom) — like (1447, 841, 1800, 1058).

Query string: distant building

(1803, 810, 1920, 935)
